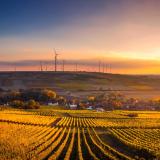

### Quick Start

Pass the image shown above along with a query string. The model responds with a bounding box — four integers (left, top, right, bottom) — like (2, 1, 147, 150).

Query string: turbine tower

(98, 61, 101, 73)
(54, 49, 59, 72)
(62, 60, 65, 72)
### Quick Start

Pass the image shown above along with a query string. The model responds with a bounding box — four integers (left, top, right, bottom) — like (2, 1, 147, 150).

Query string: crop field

(0, 109, 160, 160)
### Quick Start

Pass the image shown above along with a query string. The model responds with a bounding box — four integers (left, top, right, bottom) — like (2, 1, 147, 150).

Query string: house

(87, 106, 93, 110)
(48, 102, 59, 106)
(96, 108, 105, 112)
(69, 104, 77, 109)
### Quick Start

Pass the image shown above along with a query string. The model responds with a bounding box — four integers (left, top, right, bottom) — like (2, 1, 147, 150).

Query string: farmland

(0, 108, 160, 160)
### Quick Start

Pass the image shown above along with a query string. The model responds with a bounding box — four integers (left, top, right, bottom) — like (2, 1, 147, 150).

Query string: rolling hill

(0, 71, 160, 98)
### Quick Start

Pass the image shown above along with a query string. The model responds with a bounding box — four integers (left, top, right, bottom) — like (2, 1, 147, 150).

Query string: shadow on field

(96, 128, 156, 160)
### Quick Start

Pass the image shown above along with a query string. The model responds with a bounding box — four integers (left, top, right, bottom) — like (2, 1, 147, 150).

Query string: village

(0, 88, 159, 111)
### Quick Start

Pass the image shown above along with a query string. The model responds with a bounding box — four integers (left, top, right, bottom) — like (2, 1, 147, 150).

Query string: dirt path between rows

(50, 118, 62, 127)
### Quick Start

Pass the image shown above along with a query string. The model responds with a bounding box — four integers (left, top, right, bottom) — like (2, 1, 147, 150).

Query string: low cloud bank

(0, 58, 160, 74)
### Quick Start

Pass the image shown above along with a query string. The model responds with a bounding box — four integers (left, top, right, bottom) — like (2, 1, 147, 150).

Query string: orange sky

(1, 0, 160, 74)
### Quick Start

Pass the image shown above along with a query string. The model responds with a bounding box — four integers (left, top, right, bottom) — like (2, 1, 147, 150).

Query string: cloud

(0, 57, 160, 74)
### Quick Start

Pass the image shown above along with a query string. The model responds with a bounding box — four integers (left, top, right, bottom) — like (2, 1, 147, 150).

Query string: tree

(87, 96, 95, 106)
(57, 96, 66, 105)
(41, 89, 57, 102)
(151, 99, 160, 110)
(21, 89, 40, 101)
(5, 91, 21, 102)
(106, 92, 125, 109)
(88, 96, 95, 102)
(26, 100, 40, 109)
(10, 100, 24, 108)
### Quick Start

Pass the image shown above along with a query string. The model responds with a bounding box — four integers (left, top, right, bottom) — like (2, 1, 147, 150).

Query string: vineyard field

(0, 109, 160, 160)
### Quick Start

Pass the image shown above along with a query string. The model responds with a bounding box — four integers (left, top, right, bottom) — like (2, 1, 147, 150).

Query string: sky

(1, 0, 160, 74)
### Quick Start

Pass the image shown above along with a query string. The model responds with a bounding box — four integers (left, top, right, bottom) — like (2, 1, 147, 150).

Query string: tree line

(0, 89, 160, 110)
(0, 89, 57, 109)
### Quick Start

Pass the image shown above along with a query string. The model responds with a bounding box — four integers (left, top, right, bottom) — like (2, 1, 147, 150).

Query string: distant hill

(0, 71, 160, 98)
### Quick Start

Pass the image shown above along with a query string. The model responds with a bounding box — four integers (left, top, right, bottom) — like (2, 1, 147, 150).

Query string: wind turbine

(54, 49, 59, 72)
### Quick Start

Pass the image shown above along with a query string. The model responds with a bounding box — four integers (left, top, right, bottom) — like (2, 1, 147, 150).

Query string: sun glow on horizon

(1, 0, 160, 74)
